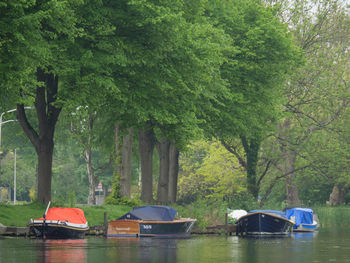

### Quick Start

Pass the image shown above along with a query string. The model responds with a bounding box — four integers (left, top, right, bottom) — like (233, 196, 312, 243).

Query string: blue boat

(285, 208, 318, 232)
(236, 210, 294, 236)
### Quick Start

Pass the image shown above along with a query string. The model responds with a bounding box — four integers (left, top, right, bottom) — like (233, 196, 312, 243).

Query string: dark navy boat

(236, 210, 294, 236)
(107, 206, 196, 238)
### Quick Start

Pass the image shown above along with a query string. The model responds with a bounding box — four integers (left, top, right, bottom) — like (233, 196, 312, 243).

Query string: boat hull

(237, 212, 294, 236)
(293, 222, 318, 232)
(107, 219, 196, 238)
(29, 223, 88, 239)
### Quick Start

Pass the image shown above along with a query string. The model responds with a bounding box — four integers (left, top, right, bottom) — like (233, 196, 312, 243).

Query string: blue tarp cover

(285, 208, 313, 226)
(118, 206, 177, 221)
(249, 210, 287, 218)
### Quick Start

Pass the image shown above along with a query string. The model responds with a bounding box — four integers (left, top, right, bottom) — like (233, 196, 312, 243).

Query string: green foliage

(175, 199, 230, 230)
(29, 187, 36, 203)
(105, 174, 140, 207)
(105, 175, 121, 204)
(67, 189, 77, 207)
(256, 0, 350, 205)
(207, 0, 300, 139)
(226, 192, 258, 211)
(202, 0, 301, 200)
(178, 139, 247, 203)
(0, 0, 348, 208)
(0, 148, 36, 202)
(51, 140, 89, 204)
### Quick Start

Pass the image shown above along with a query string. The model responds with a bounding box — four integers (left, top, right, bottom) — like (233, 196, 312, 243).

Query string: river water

(1, 228, 350, 262)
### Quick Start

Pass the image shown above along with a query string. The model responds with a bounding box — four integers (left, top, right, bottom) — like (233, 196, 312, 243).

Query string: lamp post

(0, 107, 33, 204)
(0, 107, 33, 149)
(14, 149, 16, 205)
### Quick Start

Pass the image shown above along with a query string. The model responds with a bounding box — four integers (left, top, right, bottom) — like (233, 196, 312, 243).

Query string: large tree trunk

(119, 127, 133, 198)
(328, 184, 346, 206)
(241, 136, 260, 199)
(139, 126, 155, 203)
(37, 140, 54, 205)
(16, 68, 61, 205)
(284, 155, 300, 206)
(168, 143, 179, 203)
(280, 119, 300, 206)
(156, 138, 171, 204)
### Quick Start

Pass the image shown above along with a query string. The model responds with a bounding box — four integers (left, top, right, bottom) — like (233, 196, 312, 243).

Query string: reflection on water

(106, 237, 177, 263)
(2, 229, 350, 262)
(292, 231, 318, 240)
(37, 239, 87, 263)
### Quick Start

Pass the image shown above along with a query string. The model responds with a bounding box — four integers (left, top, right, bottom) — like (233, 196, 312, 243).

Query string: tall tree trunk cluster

(115, 124, 180, 204)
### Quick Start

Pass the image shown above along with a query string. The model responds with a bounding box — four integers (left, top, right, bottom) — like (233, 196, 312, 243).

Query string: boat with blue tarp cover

(236, 210, 294, 236)
(107, 206, 196, 238)
(285, 207, 318, 232)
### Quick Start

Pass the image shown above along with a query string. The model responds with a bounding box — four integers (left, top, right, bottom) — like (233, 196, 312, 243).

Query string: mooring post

(104, 212, 108, 236)
(225, 213, 228, 236)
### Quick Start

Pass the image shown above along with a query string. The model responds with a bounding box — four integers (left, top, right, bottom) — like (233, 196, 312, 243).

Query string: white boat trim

(30, 219, 89, 229)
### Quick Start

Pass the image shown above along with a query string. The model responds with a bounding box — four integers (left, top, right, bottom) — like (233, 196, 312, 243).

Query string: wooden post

(104, 212, 108, 236)
(225, 213, 228, 236)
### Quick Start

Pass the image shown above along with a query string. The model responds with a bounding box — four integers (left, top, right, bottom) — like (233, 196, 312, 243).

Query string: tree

(102, 0, 228, 203)
(260, 0, 350, 205)
(205, 0, 300, 199)
(70, 107, 113, 205)
(0, 0, 121, 204)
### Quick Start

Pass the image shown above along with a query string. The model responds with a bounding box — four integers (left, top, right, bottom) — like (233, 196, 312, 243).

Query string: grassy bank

(0, 203, 133, 227)
(313, 206, 350, 227)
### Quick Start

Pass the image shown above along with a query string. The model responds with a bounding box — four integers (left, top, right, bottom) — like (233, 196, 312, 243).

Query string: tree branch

(94, 155, 113, 180)
(16, 104, 40, 152)
(257, 160, 272, 187)
(221, 140, 247, 168)
(259, 164, 310, 207)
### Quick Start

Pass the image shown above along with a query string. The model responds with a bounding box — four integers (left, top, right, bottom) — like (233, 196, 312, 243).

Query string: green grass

(174, 200, 229, 231)
(80, 204, 133, 226)
(0, 203, 133, 227)
(313, 206, 350, 227)
(0, 202, 46, 227)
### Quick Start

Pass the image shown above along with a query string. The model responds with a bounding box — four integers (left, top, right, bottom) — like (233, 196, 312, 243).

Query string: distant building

(95, 181, 104, 205)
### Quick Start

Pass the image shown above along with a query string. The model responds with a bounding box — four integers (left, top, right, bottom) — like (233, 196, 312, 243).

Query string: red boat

(28, 205, 89, 239)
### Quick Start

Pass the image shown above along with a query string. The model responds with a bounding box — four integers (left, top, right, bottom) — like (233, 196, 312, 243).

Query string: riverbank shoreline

(0, 224, 230, 237)
(0, 225, 106, 237)
(2, 202, 350, 236)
